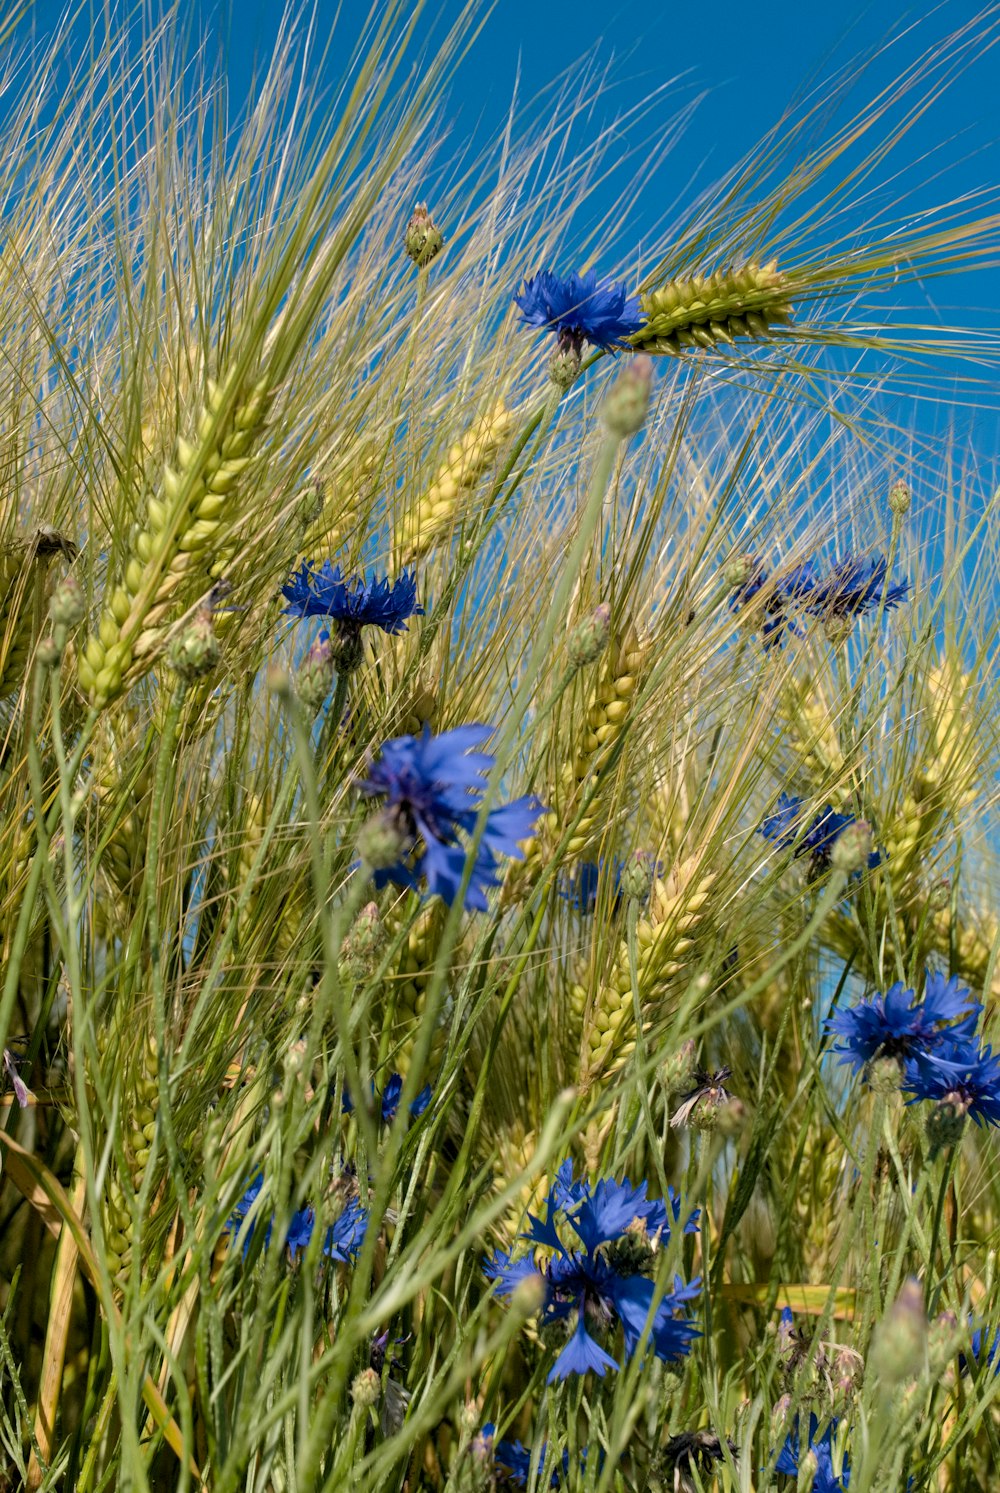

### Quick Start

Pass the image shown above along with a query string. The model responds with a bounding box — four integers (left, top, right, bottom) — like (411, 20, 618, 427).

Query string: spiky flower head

(567, 603, 612, 669)
(226, 1174, 369, 1263)
(760, 793, 882, 875)
(888, 480, 911, 516)
(905, 1043, 1000, 1128)
(805, 553, 909, 622)
(49, 573, 86, 629)
(405, 202, 444, 267)
(478, 1425, 571, 1489)
(357, 725, 545, 910)
(167, 608, 220, 681)
(775, 1416, 849, 1493)
(662, 1432, 736, 1493)
(296, 635, 335, 712)
(825, 970, 981, 1084)
(513, 269, 643, 352)
(728, 557, 818, 649)
(483, 1159, 699, 1383)
(282, 562, 422, 640)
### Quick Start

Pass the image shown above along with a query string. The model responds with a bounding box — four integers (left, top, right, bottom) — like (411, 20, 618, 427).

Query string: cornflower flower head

(775, 1416, 849, 1493)
(826, 971, 982, 1084)
(760, 793, 881, 875)
(479, 1424, 570, 1489)
(728, 556, 819, 648)
(904, 1043, 1000, 1127)
(341, 1073, 432, 1121)
(357, 724, 545, 910)
(513, 269, 643, 352)
(282, 562, 422, 669)
(226, 1175, 368, 1263)
(960, 1322, 1000, 1376)
(483, 1159, 700, 1383)
(805, 553, 909, 628)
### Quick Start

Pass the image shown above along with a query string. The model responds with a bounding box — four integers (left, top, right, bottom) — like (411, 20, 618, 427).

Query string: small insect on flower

(513, 269, 643, 353)
(670, 1067, 733, 1129)
(357, 724, 545, 911)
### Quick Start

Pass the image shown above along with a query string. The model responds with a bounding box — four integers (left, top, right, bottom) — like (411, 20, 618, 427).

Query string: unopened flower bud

(297, 636, 335, 712)
(620, 849, 656, 902)
(340, 902, 385, 983)
(511, 1270, 547, 1317)
(356, 809, 408, 872)
(926, 1096, 967, 1157)
(296, 479, 326, 531)
(602, 355, 653, 439)
(722, 552, 758, 591)
(167, 609, 219, 681)
(351, 1367, 382, 1409)
(927, 878, 951, 912)
(871, 1278, 927, 1386)
(831, 820, 873, 874)
(888, 480, 911, 517)
(548, 337, 582, 390)
(36, 636, 61, 668)
(714, 1096, 747, 1136)
(330, 624, 366, 674)
(405, 203, 444, 268)
(659, 1039, 697, 1097)
(266, 664, 292, 698)
(567, 603, 611, 669)
(865, 1054, 903, 1094)
(49, 573, 86, 629)
(824, 615, 854, 646)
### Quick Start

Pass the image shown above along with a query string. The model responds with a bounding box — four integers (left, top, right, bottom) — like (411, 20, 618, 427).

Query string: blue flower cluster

(729, 552, 908, 647)
(342, 1072, 433, 1123)
(776, 1416, 850, 1493)
(282, 562, 422, 634)
(826, 971, 1000, 1125)
(483, 1160, 700, 1383)
(513, 269, 643, 351)
(760, 793, 881, 872)
(358, 724, 545, 910)
(479, 1424, 570, 1488)
(227, 1175, 368, 1264)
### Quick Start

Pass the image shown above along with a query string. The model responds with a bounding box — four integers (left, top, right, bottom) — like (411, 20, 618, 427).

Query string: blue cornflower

(282, 562, 422, 633)
(961, 1322, 1000, 1376)
(776, 1416, 849, 1492)
(729, 558, 819, 649)
(341, 1074, 432, 1121)
(805, 554, 909, 621)
(760, 793, 881, 873)
(826, 971, 982, 1083)
(479, 1424, 568, 1489)
(483, 1159, 700, 1384)
(903, 1044, 1000, 1127)
(358, 725, 545, 911)
(513, 269, 643, 351)
(226, 1175, 368, 1263)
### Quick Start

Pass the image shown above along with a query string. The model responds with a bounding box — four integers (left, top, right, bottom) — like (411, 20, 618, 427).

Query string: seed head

(351, 1367, 382, 1409)
(548, 334, 583, 389)
(405, 203, 444, 268)
(830, 819, 874, 874)
(356, 808, 409, 873)
(620, 849, 656, 902)
(297, 636, 335, 712)
(926, 1096, 967, 1157)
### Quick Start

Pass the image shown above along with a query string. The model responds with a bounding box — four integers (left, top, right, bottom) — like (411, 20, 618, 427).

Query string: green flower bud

(831, 820, 873, 873)
(567, 603, 611, 670)
(865, 1054, 904, 1094)
(722, 552, 758, 591)
(36, 636, 61, 669)
(356, 809, 408, 872)
(340, 901, 385, 983)
(871, 1277, 927, 1386)
(351, 1367, 382, 1409)
(602, 355, 653, 439)
(405, 203, 444, 268)
(49, 573, 86, 628)
(888, 480, 911, 516)
(297, 636, 335, 712)
(548, 337, 582, 390)
(620, 849, 656, 902)
(824, 614, 854, 646)
(659, 1039, 697, 1097)
(167, 609, 220, 681)
(926, 1096, 968, 1157)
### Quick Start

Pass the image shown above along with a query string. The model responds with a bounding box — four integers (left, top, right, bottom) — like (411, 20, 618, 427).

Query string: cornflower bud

(620, 849, 656, 902)
(567, 602, 611, 669)
(351, 1367, 382, 1409)
(167, 608, 219, 681)
(36, 636, 61, 669)
(888, 480, 911, 517)
(871, 1277, 927, 1386)
(926, 1096, 967, 1157)
(297, 635, 335, 712)
(722, 552, 757, 591)
(659, 1039, 697, 1097)
(356, 808, 408, 872)
(824, 614, 854, 645)
(511, 1270, 547, 1317)
(830, 820, 873, 873)
(340, 902, 384, 983)
(602, 355, 653, 439)
(405, 203, 444, 268)
(548, 334, 582, 390)
(865, 1054, 904, 1094)
(49, 573, 86, 629)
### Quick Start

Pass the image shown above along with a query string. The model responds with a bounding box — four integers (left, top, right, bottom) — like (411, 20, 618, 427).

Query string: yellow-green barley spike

(396, 399, 514, 565)
(558, 621, 648, 859)
(77, 374, 271, 707)
(91, 713, 153, 906)
(383, 899, 448, 1076)
(579, 856, 715, 1088)
(778, 674, 848, 785)
(631, 261, 793, 356)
